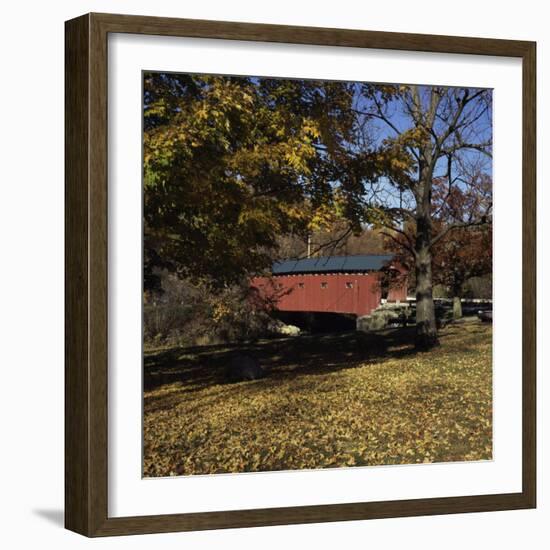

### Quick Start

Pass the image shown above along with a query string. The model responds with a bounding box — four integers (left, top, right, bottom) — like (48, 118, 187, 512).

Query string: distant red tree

(385, 173, 492, 318)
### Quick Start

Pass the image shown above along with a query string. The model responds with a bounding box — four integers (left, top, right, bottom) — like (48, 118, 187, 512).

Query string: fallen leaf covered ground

(143, 321, 492, 476)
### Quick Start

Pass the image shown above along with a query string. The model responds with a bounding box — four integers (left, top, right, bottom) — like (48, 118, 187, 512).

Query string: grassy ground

(143, 320, 492, 477)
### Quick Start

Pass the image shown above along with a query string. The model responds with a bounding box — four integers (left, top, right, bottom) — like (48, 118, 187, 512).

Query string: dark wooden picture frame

(65, 12, 536, 537)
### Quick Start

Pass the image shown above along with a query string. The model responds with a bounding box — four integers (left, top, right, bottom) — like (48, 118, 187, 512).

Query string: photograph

(142, 71, 494, 478)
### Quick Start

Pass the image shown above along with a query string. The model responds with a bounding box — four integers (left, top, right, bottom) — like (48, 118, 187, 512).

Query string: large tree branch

(434, 89, 487, 156)
(426, 87, 442, 129)
(440, 140, 493, 158)
(352, 106, 421, 164)
(431, 215, 491, 248)
(297, 226, 354, 259)
(381, 229, 417, 259)
(385, 206, 416, 220)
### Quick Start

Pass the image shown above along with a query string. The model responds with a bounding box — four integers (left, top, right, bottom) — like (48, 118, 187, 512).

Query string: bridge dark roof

(272, 255, 395, 275)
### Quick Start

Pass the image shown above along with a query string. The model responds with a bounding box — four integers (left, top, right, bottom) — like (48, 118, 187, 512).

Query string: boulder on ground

(478, 310, 493, 323)
(225, 354, 266, 383)
(268, 319, 301, 337)
(357, 307, 403, 332)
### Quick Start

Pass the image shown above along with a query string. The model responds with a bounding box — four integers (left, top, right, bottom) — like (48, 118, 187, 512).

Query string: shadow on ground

(144, 324, 472, 397)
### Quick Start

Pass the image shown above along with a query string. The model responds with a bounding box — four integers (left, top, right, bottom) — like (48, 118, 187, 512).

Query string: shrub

(143, 271, 274, 348)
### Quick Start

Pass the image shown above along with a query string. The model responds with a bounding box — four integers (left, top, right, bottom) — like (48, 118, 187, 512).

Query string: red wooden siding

(252, 272, 407, 317)
(387, 282, 408, 303)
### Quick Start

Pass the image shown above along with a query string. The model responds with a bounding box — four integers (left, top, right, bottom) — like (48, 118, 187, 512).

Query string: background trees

(430, 175, 493, 318)
(384, 172, 493, 319)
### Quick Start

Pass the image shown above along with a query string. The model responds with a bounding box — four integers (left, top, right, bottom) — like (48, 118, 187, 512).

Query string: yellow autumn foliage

(143, 321, 492, 477)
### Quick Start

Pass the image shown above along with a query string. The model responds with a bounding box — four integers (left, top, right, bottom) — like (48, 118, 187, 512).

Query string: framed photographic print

(65, 13, 536, 537)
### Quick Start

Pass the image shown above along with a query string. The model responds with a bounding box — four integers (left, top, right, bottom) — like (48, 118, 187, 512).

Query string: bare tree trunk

(452, 295, 463, 319)
(415, 246, 439, 349)
(414, 178, 439, 350)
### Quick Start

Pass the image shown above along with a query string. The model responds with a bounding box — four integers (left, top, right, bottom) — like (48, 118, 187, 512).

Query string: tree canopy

(144, 73, 364, 291)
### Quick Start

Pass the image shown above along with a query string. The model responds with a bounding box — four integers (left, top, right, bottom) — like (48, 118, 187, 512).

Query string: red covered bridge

(252, 254, 408, 318)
